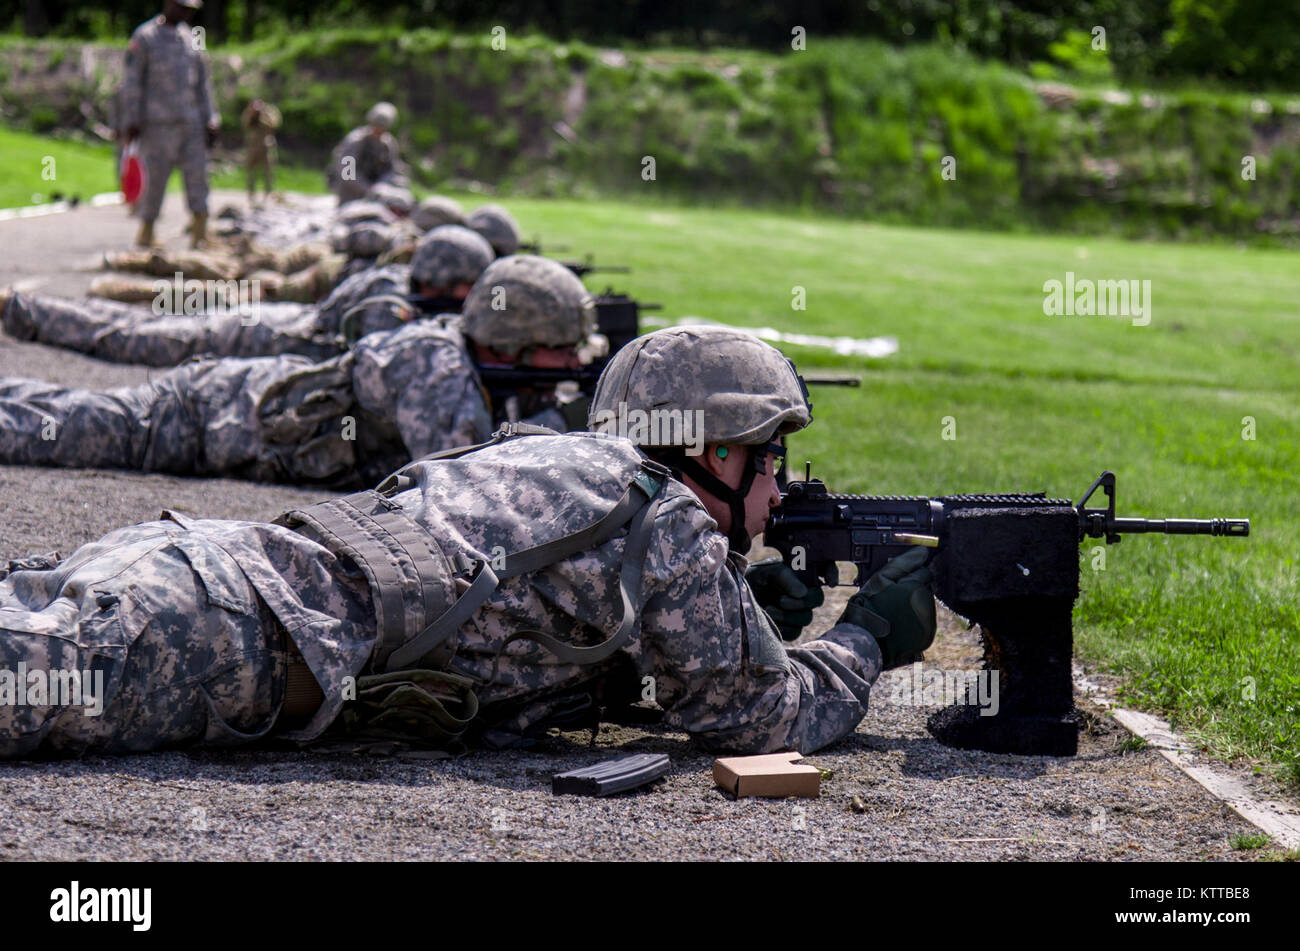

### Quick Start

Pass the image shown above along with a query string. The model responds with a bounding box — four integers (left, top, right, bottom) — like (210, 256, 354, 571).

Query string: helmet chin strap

(678, 446, 762, 555)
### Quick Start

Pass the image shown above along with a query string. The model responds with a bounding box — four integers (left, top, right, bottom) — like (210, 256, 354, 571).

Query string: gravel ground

(0, 198, 1277, 861)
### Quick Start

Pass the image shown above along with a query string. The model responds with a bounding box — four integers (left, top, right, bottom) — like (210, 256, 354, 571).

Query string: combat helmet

(410, 225, 495, 290)
(589, 325, 812, 552)
(336, 200, 395, 227)
(367, 101, 398, 130)
(332, 220, 395, 259)
(413, 195, 467, 232)
(465, 204, 522, 256)
(461, 255, 594, 353)
(366, 182, 415, 217)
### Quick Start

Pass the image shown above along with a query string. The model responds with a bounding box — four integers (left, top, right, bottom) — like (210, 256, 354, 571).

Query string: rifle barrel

(803, 375, 862, 387)
(1111, 517, 1250, 536)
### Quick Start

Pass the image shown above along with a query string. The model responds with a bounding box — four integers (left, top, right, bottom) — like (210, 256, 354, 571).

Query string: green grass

(0, 126, 323, 209)
(3, 124, 1297, 788)
(1118, 735, 1150, 754)
(1229, 832, 1273, 850)
(1260, 847, 1300, 862)
(0, 127, 117, 207)
(485, 192, 1300, 789)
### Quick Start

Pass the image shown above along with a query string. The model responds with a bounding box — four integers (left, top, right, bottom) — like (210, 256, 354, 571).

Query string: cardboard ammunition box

(712, 752, 821, 799)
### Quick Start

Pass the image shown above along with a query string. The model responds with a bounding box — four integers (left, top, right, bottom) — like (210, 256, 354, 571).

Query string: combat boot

(189, 213, 208, 250)
(135, 220, 157, 248)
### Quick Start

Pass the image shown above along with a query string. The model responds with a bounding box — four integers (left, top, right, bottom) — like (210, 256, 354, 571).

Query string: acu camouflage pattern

(317, 264, 414, 340)
(332, 220, 398, 260)
(367, 101, 398, 129)
(336, 201, 395, 228)
(0, 433, 882, 757)
(0, 513, 376, 757)
(0, 318, 492, 488)
(462, 255, 595, 352)
(121, 16, 218, 221)
(366, 182, 415, 217)
(214, 194, 335, 249)
(104, 238, 332, 281)
(120, 16, 217, 129)
(2, 291, 341, 366)
(591, 325, 813, 446)
(412, 196, 467, 232)
(329, 126, 408, 205)
(465, 204, 522, 256)
(6, 266, 415, 367)
(409, 225, 494, 289)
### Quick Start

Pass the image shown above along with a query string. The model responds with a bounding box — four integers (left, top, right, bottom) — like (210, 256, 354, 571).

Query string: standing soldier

(241, 98, 281, 207)
(328, 102, 409, 205)
(120, 0, 221, 249)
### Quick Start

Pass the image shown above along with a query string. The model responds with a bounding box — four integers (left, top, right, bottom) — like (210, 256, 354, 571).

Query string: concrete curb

(0, 192, 123, 223)
(1075, 665, 1300, 850)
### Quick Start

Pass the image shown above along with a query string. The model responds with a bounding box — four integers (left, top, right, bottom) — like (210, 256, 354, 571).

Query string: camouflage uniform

(4, 269, 406, 367)
(2, 291, 339, 366)
(0, 318, 490, 488)
(0, 431, 881, 758)
(241, 100, 281, 199)
(215, 194, 337, 249)
(120, 14, 219, 223)
(101, 240, 336, 282)
(329, 128, 407, 205)
(10, 229, 494, 366)
(412, 196, 466, 232)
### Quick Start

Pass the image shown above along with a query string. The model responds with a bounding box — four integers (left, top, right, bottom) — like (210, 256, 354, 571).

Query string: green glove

(746, 559, 826, 641)
(838, 547, 936, 669)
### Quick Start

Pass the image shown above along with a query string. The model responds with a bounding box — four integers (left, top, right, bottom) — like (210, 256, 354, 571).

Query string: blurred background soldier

(241, 98, 281, 206)
(466, 203, 522, 256)
(0, 226, 495, 367)
(0, 256, 594, 488)
(328, 101, 409, 205)
(120, 0, 221, 249)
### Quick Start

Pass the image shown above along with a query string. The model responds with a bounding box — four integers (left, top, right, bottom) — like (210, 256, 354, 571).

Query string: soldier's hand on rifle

(747, 558, 825, 641)
(125, 125, 140, 143)
(838, 546, 936, 669)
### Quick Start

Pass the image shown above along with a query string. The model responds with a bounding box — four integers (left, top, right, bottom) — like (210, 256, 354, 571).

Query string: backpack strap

(278, 424, 671, 680)
(387, 459, 670, 672)
(490, 477, 664, 678)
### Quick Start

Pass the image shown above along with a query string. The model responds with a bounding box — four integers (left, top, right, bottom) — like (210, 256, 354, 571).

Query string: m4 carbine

(764, 470, 1249, 756)
(404, 293, 464, 315)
